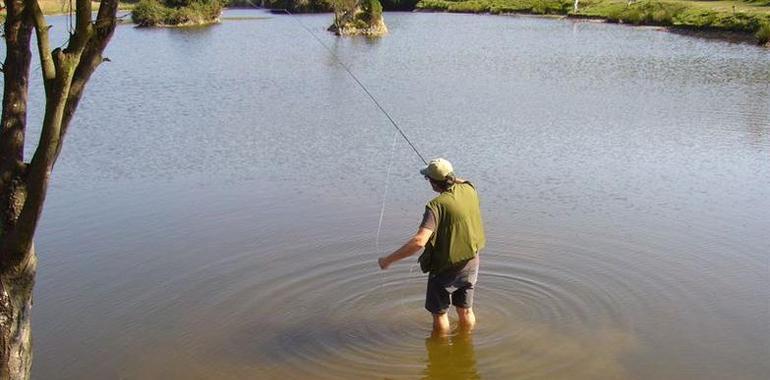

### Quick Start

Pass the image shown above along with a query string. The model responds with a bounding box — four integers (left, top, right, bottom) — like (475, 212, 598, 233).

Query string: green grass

(416, 0, 770, 42)
(418, 0, 572, 14)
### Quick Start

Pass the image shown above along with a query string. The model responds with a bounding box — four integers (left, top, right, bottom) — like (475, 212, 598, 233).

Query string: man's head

(421, 158, 456, 192)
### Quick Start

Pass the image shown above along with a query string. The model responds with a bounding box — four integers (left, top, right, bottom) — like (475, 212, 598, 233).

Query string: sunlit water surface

(8, 9, 769, 380)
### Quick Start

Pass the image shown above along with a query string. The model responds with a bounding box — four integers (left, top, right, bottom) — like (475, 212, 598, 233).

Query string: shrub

(360, 0, 384, 22)
(757, 22, 770, 44)
(651, 8, 672, 25)
(448, 0, 490, 13)
(132, 0, 169, 26)
(133, 0, 223, 26)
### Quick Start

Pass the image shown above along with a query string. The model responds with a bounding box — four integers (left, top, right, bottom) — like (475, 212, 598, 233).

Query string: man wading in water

(378, 158, 486, 336)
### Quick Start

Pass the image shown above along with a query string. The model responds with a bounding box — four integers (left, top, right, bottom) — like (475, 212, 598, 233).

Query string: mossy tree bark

(0, 1, 119, 379)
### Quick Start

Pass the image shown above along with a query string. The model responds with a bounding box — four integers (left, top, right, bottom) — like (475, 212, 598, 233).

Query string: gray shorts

(425, 255, 479, 314)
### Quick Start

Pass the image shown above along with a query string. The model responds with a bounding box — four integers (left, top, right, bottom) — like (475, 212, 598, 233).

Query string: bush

(757, 22, 770, 44)
(132, 0, 169, 26)
(380, 0, 419, 10)
(416, 0, 451, 11)
(360, 0, 384, 22)
(259, 0, 331, 12)
(449, 1, 490, 13)
(132, 0, 223, 26)
(651, 8, 672, 25)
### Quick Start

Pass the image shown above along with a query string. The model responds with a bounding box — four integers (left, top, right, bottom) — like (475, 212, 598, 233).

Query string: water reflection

(423, 332, 480, 380)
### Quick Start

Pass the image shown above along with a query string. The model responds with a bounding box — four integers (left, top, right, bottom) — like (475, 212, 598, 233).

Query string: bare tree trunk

(0, 252, 36, 380)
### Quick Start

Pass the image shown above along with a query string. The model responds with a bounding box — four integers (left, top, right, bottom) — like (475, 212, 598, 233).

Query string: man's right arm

(378, 227, 433, 270)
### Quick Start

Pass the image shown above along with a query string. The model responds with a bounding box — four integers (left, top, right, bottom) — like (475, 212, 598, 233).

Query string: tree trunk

(0, 250, 36, 380)
(0, 1, 118, 378)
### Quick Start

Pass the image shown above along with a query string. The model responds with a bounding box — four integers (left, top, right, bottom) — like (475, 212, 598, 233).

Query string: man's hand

(377, 227, 433, 271)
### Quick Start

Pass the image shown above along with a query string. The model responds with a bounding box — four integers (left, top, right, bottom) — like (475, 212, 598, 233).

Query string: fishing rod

(249, 3, 428, 165)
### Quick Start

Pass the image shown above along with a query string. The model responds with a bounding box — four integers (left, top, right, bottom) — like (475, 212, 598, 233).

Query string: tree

(0, 1, 119, 378)
(326, 0, 359, 31)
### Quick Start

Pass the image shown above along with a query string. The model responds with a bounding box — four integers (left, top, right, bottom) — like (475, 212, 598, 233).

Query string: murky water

(11, 9, 769, 379)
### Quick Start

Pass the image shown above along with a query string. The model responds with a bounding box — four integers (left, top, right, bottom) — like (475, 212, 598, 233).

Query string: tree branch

(55, 0, 120, 165)
(4, 0, 121, 260)
(27, 0, 55, 96)
(0, 0, 32, 170)
(0, 0, 33, 266)
(66, 0, 93, 54)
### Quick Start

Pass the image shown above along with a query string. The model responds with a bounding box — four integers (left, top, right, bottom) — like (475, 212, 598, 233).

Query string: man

(378, 158, 486, 336)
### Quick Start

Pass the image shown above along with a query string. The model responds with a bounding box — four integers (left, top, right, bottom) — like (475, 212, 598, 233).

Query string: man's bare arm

(378, 228, 433, 270)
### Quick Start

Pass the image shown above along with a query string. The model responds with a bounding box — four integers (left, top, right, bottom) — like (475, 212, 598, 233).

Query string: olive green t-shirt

(419, 182, 486, 274)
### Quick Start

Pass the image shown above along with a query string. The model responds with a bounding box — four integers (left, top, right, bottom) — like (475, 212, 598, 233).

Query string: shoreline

(8, 2, 769, 46)
(466, 9, 766, 45)
(239, 2, 770, 46)
(413, 0, 770, 46)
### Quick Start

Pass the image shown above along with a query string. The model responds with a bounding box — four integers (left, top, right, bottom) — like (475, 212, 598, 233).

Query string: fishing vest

(419, 182, 486, 274)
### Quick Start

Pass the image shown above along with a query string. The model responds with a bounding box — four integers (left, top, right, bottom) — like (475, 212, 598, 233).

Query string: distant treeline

(226, 0, 419, 11)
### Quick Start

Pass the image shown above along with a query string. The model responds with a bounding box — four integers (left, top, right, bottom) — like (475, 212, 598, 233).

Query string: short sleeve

(419, 207, 436, 231)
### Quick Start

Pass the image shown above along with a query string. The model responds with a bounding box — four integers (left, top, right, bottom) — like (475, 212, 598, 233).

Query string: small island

(132, 0, 224, 27)
(327, 0, 389, 36)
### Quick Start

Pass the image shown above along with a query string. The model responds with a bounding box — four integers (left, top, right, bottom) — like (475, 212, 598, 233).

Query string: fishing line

(373, 131, 417, 318)
(375, 131, 399, 255)
(271, 6, 429, 286)
(247, 5, 428, 316)
(274, 7, 428, 166)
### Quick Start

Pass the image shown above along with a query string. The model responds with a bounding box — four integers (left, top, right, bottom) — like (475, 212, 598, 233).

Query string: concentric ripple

(30, 8, 769, 380)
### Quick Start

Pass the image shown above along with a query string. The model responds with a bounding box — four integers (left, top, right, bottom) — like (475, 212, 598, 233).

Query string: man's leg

(426, 274, 451, 336)
(452, 256, 479, 332)
(432, 312, 450, 337)
(456, 306, 476, 331)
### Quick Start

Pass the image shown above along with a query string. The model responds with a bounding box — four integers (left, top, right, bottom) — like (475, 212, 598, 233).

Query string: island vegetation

(230, 0, 389, 35)
(327, 0, 388, 35)
(131, 0, 224, 26)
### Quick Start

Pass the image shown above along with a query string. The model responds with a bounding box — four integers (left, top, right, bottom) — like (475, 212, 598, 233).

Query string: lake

(13, 9, 770, 379)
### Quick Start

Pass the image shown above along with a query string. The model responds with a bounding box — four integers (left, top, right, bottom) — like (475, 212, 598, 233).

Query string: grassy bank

(416, 0, 770, 44)
(0, 1, 135, 19)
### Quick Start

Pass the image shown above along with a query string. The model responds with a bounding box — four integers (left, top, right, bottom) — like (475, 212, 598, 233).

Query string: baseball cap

(420, 158, 454, 181)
